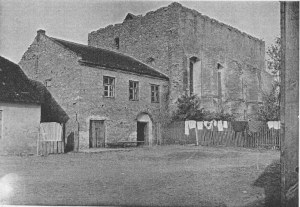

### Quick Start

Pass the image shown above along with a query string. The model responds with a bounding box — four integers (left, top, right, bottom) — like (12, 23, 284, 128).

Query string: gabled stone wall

(19, 31, 169, 149)
(88, 2, 269, 120)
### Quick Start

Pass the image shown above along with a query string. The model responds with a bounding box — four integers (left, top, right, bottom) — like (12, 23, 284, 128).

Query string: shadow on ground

(247, 159, 281, 207)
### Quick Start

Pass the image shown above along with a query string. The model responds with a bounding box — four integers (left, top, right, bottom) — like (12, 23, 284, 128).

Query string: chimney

(37, 29, 46, 42)
(37, 29, 46, 35)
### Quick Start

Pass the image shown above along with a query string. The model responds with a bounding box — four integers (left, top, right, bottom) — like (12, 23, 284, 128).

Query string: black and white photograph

(0, 1, 298, 206)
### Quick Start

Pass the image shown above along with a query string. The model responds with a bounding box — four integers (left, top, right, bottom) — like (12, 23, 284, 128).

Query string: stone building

(0, 56, 42, 155)
(19, 30, 169, 150)
(88, 2, 272, 120)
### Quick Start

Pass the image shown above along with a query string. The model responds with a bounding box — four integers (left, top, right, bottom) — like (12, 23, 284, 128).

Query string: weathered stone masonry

(88, 2, 268, 120)
(19, 31, 169, 149)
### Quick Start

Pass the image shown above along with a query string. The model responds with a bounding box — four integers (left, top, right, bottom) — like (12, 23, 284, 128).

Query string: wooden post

(37, 126, 40, 156)
(195, 122, 199, 146)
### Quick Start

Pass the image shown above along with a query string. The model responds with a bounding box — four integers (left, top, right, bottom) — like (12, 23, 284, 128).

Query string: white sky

(0, 0, 280, 63)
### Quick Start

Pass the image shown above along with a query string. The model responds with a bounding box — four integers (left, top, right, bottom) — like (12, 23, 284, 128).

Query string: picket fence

(162, 121, 281, 149)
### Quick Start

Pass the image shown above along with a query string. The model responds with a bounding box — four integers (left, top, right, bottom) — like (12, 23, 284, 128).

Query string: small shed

(0, 56, 69, 155)
(0, 56, 42, 155)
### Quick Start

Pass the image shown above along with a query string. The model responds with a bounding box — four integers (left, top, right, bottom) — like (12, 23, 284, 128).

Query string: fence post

(195, 123, 199, 146)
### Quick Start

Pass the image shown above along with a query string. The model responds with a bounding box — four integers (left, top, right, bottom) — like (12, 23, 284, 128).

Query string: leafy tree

(266, 36, 281, 75)
(256, 36, 281, 121)
(257, 84, 280, 121)
(172, 94, 234, 121)
(172, 94, 204, 120)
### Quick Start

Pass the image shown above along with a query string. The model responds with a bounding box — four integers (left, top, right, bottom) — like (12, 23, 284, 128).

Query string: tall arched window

(217, 63, 224, 98)
(114, 37, 120, 49)
(189, 57, 200, 96)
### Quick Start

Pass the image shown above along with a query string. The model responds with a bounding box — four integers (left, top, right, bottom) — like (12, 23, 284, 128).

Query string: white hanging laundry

(197, 121, 203, 130)
(274, 121, 281, 129)
(267, 121, 274, 129)
(188, 120, 196, 129)
(203, 121, 208, 128)
(223, 121, 228, 129)
(185, 121, 189, 135)
(213, 120, 217, 126)
(217, 120, 224, 131)
(204, 121, 212, 130)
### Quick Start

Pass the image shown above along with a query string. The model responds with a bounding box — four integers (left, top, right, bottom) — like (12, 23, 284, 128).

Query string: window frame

(114, 37, 120, 49)
(45, 79, 52, 87)
(151, 84, 160, 103)
(129, 80, 139, 101)
(103, 76, 115, 98)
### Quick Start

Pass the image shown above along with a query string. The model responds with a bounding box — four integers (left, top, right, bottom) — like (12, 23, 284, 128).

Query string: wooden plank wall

(38, 141, 65, 156)
(162, 121, 281, 149)
(38, 123, 65, 156)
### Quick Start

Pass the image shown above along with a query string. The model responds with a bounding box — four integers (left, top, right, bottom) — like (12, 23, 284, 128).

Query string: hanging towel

(231, 121, 248, 132)
(188, 120, 196, 129)
(185, 121, 189, 135)
(223, 121, 228, 129)
(273, 121, 281, 129)
(213, 120, 218, 127)
(248, 120, 263, 133)
(197, 121, 203, 130)
(217, 120, 224, 131)
(267, 121, 274, 129)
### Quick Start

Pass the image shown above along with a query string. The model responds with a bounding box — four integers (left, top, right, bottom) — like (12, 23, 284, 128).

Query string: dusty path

(0, 145, 279, 206)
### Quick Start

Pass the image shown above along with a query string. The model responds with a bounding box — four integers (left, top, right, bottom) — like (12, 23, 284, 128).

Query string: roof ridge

(47, 35, 169, 79)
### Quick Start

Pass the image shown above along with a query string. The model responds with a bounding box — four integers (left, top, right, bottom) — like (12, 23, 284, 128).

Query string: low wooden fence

(38, 141, 64, 155)
(162, 121, 281, 149)
(38, 122, 64, 155)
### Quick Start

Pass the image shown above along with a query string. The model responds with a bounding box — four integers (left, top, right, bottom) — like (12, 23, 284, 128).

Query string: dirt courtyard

(0, 145, 280, 207)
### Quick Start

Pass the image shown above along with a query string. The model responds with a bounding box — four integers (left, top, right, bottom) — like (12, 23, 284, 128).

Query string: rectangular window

(45, 79, 51, 87)
(151, 85, 160, 103)
(103, 76, 115, 98)
(129, 81, 139, 101)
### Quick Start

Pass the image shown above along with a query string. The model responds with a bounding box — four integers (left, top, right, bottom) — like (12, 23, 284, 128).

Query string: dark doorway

(137, 122, 147, 146)
(90, 120, 105, 148)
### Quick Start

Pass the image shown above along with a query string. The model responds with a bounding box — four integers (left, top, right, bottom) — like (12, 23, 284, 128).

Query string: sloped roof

(0, 56, 41, 104)
(49, 37, 169, 80)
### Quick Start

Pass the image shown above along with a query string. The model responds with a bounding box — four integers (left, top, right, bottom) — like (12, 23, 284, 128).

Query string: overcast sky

(0, 0, 280, 63)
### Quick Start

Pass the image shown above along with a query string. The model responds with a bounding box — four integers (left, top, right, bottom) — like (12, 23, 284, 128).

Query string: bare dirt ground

(0, 145, 280, 207)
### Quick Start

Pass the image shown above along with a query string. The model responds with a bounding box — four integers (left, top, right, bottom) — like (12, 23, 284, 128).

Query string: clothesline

(185, 120, 228, 135)
(184, 120, 281, 135)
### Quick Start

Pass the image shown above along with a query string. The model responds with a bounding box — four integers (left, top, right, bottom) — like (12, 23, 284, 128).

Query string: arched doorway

(136, 113, 153, 146)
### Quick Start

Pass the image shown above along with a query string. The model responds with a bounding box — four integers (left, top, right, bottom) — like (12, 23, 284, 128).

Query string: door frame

(137, 121, 147, 146)
(88, 116, 107, 148)
(136, 113, 153, 146)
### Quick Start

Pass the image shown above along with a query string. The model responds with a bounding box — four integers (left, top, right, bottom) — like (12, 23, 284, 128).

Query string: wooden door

(90, 120, 105, 148)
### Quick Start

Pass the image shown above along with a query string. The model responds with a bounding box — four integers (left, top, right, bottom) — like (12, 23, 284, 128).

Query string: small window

(114, 37, 119, 49)
(129, 81, 139, 101)
(45, 79, 51, 87)
(151, 85, 159, 103)
(103, 76, 115, 98)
